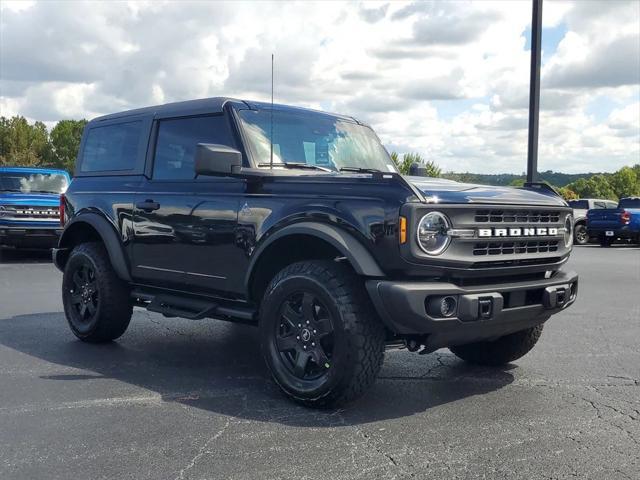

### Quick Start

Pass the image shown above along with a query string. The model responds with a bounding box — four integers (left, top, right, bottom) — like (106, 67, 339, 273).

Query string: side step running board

(147, 295, 214, 320)
(132, 291, 256, 323)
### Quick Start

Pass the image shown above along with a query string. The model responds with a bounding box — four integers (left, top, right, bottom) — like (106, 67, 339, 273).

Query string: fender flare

(244, 221, 385, 292)
(58, 213, 132, 282)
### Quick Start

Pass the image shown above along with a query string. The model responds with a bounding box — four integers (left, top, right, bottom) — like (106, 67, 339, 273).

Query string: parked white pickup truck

(568, 198, 618, 245)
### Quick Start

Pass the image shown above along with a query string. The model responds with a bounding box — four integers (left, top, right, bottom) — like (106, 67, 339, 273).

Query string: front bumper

(0, 226, 63, 249)
(366, 270, 578, 351)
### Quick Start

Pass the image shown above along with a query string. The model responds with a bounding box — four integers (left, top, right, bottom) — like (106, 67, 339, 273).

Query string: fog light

(440, 296, 457, 317)
(426, 295, 458, 318)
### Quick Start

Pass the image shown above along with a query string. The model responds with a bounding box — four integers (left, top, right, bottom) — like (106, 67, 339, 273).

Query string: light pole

(527, 0, 543, 183)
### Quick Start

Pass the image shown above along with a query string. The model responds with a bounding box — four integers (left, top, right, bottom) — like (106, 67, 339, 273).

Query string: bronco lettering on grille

(478, 227, 559, 238)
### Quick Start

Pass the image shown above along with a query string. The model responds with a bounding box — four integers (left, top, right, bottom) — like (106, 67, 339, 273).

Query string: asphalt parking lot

(1, 245, 638, 480)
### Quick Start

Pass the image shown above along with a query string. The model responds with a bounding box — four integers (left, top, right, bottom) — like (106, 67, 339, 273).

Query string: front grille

(0, 205, 59, 220)
(473, 240, 559, 256)
(475, 209, 560, 223)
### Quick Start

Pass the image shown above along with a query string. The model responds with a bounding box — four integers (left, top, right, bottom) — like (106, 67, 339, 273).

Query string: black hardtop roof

(91, 97, 358, 123)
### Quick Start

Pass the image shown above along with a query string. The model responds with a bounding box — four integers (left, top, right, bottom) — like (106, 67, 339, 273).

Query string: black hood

(406, 176, 567, 206)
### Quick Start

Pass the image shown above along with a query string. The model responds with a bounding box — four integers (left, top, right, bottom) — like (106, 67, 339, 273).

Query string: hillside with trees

(393, 151, 639, 201)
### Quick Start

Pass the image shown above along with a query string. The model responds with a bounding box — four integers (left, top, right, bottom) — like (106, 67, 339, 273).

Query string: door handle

(136, 199, 160, 212)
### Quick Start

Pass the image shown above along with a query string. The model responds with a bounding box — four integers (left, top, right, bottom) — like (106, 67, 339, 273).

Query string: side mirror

(195, 143, 242, 176)
(409, 162, 429, 177)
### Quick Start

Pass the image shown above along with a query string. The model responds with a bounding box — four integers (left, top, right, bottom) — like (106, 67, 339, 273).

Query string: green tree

(609, 165, 640, 199)
(0, 116, 52, 167)
(390, 151, 441, 177)
(566, 175, 617, 200)
(390, 151, 413, 174)
(50, 119, 88, 172)
(557, 186, 578, 201)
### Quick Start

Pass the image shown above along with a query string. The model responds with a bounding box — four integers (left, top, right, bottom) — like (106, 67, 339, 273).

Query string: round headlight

(416, 211, 451, 255)
(564, 214, 573, 248)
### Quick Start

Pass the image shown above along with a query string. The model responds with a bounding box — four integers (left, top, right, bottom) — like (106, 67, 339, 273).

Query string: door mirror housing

(195, 143, 242, 176)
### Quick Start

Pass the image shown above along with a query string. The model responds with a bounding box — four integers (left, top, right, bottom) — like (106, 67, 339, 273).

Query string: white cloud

(0, 0, 638, 173)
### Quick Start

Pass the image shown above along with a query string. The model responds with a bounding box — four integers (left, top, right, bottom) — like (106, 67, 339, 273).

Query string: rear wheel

(599, 236, 614, 247)
(573, 223, 589, 245)
(449, 325, 544, 366)
(260, 261, 386, 408)
(62, 242, 132, 343)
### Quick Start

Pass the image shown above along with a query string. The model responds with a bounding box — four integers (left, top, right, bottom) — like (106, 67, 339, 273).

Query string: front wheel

(573, 223, 589, 245)
(449, 325, 544, 366)
(260, 261, 386, 408)
(62, 242, 133, 343)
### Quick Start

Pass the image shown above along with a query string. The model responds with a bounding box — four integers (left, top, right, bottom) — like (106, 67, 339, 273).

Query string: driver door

(132, 114, 247, 296)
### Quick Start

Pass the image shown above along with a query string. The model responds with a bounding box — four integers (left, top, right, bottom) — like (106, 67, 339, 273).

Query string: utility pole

(527, 0, 543, 183)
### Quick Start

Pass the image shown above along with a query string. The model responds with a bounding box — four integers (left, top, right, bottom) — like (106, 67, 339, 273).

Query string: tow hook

(478, 298, 493, 319)
(457, 293, 503, 322)
(543, 284, 575, 309)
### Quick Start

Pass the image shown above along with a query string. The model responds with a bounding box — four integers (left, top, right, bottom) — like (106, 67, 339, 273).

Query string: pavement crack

(420, 352, 448, 378)
(174, 416, 232, 480)
(144, 311, 190, 337)
(174, 394, 247, 480)
(606, 375, 640, 386)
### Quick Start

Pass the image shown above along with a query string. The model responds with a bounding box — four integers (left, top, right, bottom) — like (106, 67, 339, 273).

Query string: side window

(568, 200, 588, 209)
(594, 201, 607, 209)
(152, 115, 235, 180)
(81, 121, 142, 172)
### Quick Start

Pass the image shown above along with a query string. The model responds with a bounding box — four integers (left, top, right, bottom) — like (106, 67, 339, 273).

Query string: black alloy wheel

(260, 260, 386, 408)
(62, 242, 132, 343)
(574, 223, 589, 245)
(275, 291, 334, 381)
(68, 260, 99, 322)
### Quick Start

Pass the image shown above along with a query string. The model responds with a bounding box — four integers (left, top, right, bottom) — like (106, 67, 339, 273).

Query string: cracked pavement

(1, 244, 638, 479)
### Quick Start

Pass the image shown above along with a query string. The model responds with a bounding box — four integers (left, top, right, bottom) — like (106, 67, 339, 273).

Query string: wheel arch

(57, 213, 132, 282)
(245, 222, 384, 303)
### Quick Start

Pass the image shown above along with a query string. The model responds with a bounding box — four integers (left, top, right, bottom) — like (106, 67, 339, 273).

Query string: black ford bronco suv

(53, 98, 578, 407)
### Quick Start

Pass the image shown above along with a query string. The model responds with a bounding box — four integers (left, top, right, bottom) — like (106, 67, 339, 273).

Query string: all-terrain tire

(599, 236, 614, 247)
(449, 325, 544, 366)
(62, 242, 132, 343)
(260, 260, 386, 408)
(573, 223, 589, 245)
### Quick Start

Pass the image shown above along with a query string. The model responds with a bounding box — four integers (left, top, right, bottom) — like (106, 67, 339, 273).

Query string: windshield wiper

(258, 162, 332, 172)
(339, 166, 382, 174)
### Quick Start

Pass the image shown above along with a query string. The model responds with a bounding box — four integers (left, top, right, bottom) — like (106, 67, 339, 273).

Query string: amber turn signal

(399, 216, 407, 244)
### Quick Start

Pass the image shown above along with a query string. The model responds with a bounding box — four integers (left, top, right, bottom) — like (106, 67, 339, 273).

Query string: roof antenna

(270, 53, 274, 169)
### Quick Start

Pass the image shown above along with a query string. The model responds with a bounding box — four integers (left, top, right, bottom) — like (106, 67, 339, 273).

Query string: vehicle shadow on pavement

(0, 312, 515, 427)
(576, 243, 639, 250)
(0, 248, 52, 264)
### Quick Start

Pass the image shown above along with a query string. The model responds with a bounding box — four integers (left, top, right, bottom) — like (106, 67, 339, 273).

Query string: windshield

(0, 171, 69, 194)
(237, 108, 396, 172)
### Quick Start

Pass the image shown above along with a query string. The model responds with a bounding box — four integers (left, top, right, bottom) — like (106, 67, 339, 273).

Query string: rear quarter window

(80, 121, 143, 173)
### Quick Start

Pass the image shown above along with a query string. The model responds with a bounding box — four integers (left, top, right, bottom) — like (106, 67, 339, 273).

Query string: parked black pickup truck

(53, 98, 578, 407)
